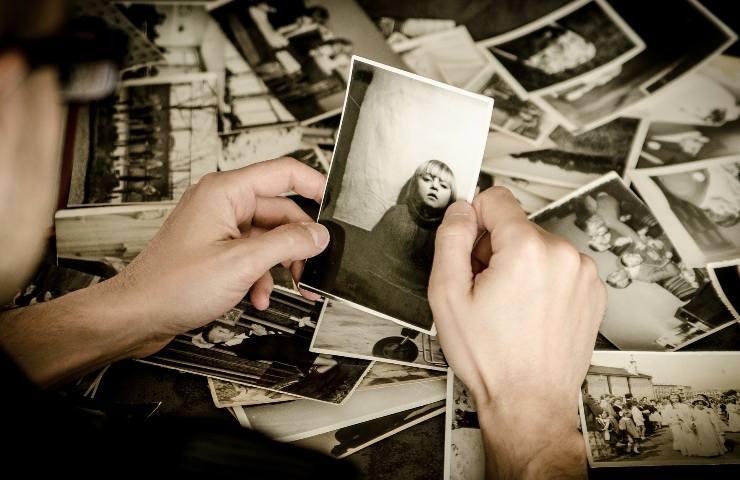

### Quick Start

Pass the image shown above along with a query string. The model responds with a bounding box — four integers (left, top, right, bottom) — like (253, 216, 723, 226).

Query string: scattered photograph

(142, 289, 372, 404)
(81, 73, 221, 205)
(293, 400, 445, 459)
(359, 362, 446, 388)
(311, 300, 447, 371)
(299, 57, 492, 334)
(55, 204, 174, 267)
(638, 120, 740, 169)
(484, 117, 645, 188)
(707, 259, 740, 320)
(530, 172, 736, 351)
(491, 175, 558, 214)
(210, 0, 403, 125)
(535, 0, 736, 132)
(235, 376, 447, 442)
(467, 49, 559, 145)
(209, 377, 296, 409)
(630, 156, 740, 267)
(491, 174, 574, 202)
(5, 263, 101, 308)
(581, 351, 740, 467)
(444, 374, 484, 480)
(375, 15, 456, 51)
(480, 0, 645, 96)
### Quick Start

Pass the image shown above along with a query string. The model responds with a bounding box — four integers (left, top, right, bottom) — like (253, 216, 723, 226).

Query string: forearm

(0, 277, 159, 388)
(476, 395, 587, 480)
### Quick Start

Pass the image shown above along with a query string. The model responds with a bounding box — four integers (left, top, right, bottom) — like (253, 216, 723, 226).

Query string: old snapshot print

(638, 120, 740, 169)
(707, 259, 740, 321)
(82, 73, 220, 205)
(444, 374, 484, 480)
(143, 289, 372, 404)
(209, 377, 296, 409)
(480, 0, 644, 96)
(530, 172, 736, 351)
(311, 300, 447, 371)
(630, 156, 740, 267)
(300, 56, 492, 334)
(581, 351, 740, 467)
(484, 117, 645, 188)
(535, 0, 736, 132)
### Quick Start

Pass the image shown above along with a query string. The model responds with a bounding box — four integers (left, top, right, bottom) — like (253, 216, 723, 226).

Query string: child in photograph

(617, 410, 640, 454)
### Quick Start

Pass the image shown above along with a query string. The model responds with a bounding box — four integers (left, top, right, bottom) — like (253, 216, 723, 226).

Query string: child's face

(417, 171, 452, 209)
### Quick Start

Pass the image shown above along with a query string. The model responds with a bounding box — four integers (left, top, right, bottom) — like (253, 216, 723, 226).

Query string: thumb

(429, 201, 478, 305)
(234, 222, 330, 284)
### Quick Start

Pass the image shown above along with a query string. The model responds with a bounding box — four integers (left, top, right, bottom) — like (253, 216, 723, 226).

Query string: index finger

(225, 157, 327, 204)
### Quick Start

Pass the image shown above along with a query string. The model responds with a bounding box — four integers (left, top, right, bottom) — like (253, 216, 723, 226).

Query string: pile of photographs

(26, 0, 739, 473)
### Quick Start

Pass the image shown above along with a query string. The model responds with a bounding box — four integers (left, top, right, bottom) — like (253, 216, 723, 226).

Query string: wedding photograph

(480, 0, 645, 96)
(630, 156, 740, 267)
(299, 56, 492, 334)
(707, 259, 740, 320)
(581, 351, 740, 467)
(530, 172, 736, 351)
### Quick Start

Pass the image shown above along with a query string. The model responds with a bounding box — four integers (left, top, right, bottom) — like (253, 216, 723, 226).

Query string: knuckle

(515, 230, 548, 261)
(579, 253, 600, 278)
(195, 171, 221, 190)
(552, 238, 581, 267)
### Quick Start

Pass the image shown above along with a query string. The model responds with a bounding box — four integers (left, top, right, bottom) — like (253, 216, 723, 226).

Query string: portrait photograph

(480, 0, 645, 96)
(707, 259, 740, 321)
(299, 56, 492, 334)
(484, 117, 644, 188)
(530, 172, 736, 351)
(444, 374, 484, 480)
(581, 351, 740, 467)
(630, 156, 740, 267)
(311, 300, 447, 371)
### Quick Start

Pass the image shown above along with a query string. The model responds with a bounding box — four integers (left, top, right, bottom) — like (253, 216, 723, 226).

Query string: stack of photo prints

(9, 0, 738, 474)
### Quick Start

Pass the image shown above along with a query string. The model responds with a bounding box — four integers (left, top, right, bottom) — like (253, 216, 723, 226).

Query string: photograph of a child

(299, 56, 492, 334)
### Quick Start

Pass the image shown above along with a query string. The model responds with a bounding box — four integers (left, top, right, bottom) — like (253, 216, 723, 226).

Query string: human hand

(101, 157, 329, 357)
(429, 187, 606, 479)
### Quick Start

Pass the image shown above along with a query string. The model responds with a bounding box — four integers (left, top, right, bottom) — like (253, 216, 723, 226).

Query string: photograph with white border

(629, 156, 740, 267)
(530, 172, 736, 351)
(638, 120, 740, 169)
(479, 0, 644, 96)
(581, 351, 740, 467)
(707, 259, 740, 321)
(310, 300, 447, 371)
(299, 56, 492, 335)
(444, 373, 484, 480)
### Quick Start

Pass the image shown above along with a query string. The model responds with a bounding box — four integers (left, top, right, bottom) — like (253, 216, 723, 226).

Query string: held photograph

(480, 0, 645, 96)
(299, 56, 492, 334)
(707, 259, 740, 321)
(629, 156, 740, 267)
(530, 172, 736, 351)
(581, 351, 740, 467)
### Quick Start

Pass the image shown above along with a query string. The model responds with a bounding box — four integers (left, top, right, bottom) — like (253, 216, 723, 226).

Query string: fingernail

(301, 222, 330, 249)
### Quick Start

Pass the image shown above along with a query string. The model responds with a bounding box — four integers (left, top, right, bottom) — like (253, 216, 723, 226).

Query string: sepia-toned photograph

(311, 300, 447, 371)
(535, 0, 736, 132)
(293, 400, 445, 459)
(638, 120, 740, 169)
(707, 259, 740, 321)
(444, 374, 484, 480)
(299, 56, 492, 334)
(630, 156, 740, 267)
(143, 289, 372, 404)
(484, 117, 645, 188)
(480, 0, 645, 96)
(55, 204, 175, 267)
(81, 73, 221, 205)
(530, 172, 736, 351)
(581, 351, 740, 467)
(208, 377, 296, 409)
(5, 263, 102, 309)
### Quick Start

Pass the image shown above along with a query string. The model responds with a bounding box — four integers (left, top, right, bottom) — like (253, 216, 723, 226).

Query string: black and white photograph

(210, 0, 403, 125)
(299, 56, 492, 334)
(208, 377, 296, 409)
(142, 289, 373, 404)
(638, 120, 740, 169)
(530, 172, 736, 351)
(630, 156, 740, 267)
(233, 376, 447, 442)
(535, 0, 736, 132)
(480, 0, 645, 96)
(581, 351, 740, 467)
(444, 374, 484, 480)
(4, 263, 102, 309)
(55, 204, 174, 267)
(293, 400, 445, 459)
(484, 117, 645, 188)
(467, 49, 559, 145)
(707, 259, 740, 321)
(311, 300, 447, 371)
(81, 73, 221, 205)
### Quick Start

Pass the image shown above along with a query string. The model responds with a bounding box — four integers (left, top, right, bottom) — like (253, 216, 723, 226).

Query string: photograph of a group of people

(581, 352, 740, 466)
(211, 0, 354, 123)
(144, 289, 371, 404)
(531, 173, 735, 351)
(299, 57, 490, 334)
